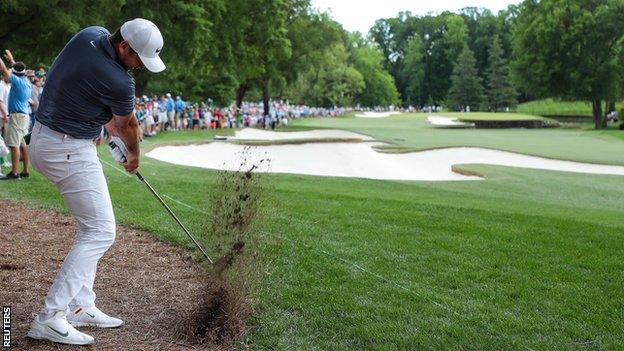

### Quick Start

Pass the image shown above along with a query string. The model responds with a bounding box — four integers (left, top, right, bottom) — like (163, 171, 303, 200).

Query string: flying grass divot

(208, 146, 269, 276)
(186, 146, 269, 347)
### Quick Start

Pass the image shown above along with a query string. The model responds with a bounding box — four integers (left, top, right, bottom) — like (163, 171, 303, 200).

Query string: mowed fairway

(2, 114, 623, 350)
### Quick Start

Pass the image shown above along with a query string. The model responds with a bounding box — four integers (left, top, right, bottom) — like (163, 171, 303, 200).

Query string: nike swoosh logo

(90, 40, 96, 48)
(86, 312, 96, 318)
(48, 326, 69, 337)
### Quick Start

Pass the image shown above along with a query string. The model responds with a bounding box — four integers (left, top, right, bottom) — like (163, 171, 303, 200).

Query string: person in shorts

(0, 50, 32, 180)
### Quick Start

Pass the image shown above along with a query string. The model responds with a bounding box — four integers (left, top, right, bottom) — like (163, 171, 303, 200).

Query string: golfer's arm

(106, 112, 140, 160)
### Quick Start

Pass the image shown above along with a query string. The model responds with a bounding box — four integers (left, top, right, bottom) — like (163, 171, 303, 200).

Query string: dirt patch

(182, 278, 250, 347)
(0, 263, 23, 270)
(451, 165, 486, 179)
(212, 241, 245, 277)
(0, 200, 249, 350)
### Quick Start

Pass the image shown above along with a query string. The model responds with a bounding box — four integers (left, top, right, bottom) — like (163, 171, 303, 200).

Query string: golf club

(135, 171, 213, 264)
(109, 137, 212, 263)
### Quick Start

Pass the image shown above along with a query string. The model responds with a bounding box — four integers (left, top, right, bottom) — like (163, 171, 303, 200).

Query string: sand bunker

(146, 141, 624, 181)
(223, 128, 373, 141)
(427, 115, 474, 127)
(354, 111, 401, 118)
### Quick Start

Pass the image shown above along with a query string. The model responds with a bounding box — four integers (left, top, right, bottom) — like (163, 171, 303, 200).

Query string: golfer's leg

(70, 284, 96, 310)
(42, 146, 115, 314)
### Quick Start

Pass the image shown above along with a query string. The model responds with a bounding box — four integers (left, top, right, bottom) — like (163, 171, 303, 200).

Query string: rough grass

(516, 98, 597, 117)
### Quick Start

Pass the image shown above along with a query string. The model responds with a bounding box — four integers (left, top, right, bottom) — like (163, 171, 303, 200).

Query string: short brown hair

(110, 28, 124, 45)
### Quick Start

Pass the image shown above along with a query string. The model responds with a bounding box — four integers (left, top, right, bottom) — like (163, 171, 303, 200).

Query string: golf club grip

(135, 172, 214, 264)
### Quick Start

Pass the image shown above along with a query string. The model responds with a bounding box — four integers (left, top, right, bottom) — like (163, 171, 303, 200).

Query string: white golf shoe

(26, 311, 95, 345)
(67, 305, 124, 328)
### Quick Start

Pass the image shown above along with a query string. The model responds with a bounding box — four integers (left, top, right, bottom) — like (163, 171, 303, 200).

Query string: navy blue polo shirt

(36, 26, 135, 139)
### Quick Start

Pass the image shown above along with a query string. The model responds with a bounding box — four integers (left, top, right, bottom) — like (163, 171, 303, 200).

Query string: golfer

(27, 18, 165, 345)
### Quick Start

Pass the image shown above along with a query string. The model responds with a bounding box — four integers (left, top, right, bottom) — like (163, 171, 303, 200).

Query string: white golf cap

(120, 18, 165, 73)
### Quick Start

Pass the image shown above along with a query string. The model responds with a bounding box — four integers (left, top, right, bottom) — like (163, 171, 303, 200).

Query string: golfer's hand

(124, 155, 139, 174)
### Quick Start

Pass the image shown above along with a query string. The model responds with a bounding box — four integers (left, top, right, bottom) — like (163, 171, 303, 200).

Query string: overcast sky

(311, 0, 522, 34)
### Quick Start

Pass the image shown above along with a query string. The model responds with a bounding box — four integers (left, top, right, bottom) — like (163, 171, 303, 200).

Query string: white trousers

(29, 121, 116, 313)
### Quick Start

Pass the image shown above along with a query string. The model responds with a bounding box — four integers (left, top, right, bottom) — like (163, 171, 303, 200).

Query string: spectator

(150, 94, 159, 131)
(0, 68, 10, 172)
(213, 108, 222, 128)
(198, 104, 205, 129)
(157, 95, 167, 131)
(134, 102, 145, 139)
(28, 70, 43, 130)
(36, 66, 46, 82)
(174, 95, 186, 130)
(165, 92, 174, 130)
(143, 101, 156, 136)
(191, 105, 200, 130)
(0, 50, 32, 180)
(203, 106, 212, 129)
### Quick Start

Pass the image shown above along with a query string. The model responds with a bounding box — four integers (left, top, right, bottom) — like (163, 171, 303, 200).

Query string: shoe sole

(26, 329, 94, 345)
(69, 321, 124, 328)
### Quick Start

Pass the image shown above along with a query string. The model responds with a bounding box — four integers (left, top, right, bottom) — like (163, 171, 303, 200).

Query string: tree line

(370, 0, 624, 128)
(0, 0, 399, 116)
(1, 0, 623, 128)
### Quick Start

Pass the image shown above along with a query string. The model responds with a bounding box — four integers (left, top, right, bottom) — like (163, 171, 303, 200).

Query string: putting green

(291, 112, 624, 166)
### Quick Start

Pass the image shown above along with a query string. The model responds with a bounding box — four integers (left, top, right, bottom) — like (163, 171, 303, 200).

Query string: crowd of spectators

(0, 47, 400, 179)
(0, 51, 352, 178)
(132, 95, 350, 138)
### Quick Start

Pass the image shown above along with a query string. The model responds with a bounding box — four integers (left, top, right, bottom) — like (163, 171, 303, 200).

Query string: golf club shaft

(136, 172, 213, 264)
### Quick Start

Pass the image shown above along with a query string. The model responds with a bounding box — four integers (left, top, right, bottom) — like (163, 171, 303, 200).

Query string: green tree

(446, 44, 484, 110)
(484, 35, 516, 111)
(399, 35, 424, 106)
(511, 0, 624, 128)
(0, 0, 229, 101)
(350, 42, 400, 107)
(279, 8, 342, 91)
(369, 13, 419, 104)
(117, 0, 225, 99)
(279, 10, 390, 107)
(0, 0, 123, 68)
(459, 7, 515, 77)
(370, 12, 467, 106)
(225, 0, 293, 114)
(311, 44, 364, 107)
(428, 13, 468, 105)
